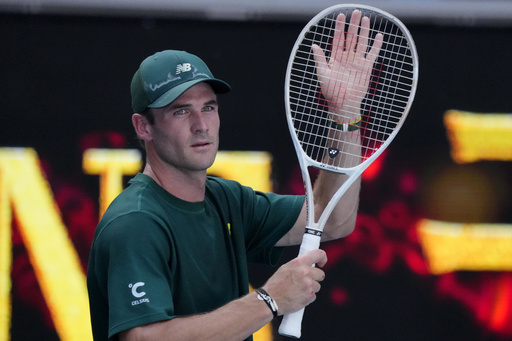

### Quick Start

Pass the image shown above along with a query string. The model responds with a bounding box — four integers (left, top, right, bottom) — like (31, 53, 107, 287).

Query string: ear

(132, 113, 153, 142)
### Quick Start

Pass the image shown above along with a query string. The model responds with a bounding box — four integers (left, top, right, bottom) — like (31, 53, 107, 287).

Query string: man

(87, 11, 380, 341)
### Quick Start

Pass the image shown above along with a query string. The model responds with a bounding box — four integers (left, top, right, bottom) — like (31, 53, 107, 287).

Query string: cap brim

(148, 78, 231, 109)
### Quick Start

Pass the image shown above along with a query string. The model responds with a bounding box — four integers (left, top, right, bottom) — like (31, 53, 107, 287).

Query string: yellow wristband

(328, 114, 361, 132)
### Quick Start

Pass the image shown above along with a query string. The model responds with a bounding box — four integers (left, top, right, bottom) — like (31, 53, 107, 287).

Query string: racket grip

(279, 308, 305, 338)
(278, 232, 321, 338)
(297, 232, 321, 256)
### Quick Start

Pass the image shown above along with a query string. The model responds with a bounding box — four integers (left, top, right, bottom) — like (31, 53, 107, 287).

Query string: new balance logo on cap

(176, 63, 192, 75)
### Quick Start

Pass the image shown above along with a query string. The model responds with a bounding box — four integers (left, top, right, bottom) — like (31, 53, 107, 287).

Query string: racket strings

(289, 9, 415, 169)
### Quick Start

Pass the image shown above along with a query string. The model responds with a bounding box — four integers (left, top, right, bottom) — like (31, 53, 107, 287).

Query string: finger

(312, 43, 327, 73)
(345, 10, 362, 58)
(355, 16, 370, 59)
(313, 281, 321, 294)
(300, 249, 328, 268)
(331, 13, 346, 62)
(311, 268, 326, 283)
(366, 33, 384, 65)
(315, 254, 328, 268)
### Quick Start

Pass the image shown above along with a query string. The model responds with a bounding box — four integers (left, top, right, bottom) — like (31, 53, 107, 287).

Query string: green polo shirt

(87, 173, 304, 340)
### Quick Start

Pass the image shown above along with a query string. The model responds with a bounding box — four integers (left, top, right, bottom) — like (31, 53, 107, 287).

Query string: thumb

(300, 248, 328, 268)
(311, 44, 327, 74)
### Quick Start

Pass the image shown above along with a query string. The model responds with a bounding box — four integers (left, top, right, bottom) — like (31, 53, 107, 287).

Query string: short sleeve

(241, 190, 305, 264)
(92, 212, 176, 338)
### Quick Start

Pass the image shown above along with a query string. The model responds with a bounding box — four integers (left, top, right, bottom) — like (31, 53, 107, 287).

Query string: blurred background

(1, 0, 512, 340)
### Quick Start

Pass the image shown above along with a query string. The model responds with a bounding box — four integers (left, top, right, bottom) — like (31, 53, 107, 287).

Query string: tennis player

(87, 15, 375, 338)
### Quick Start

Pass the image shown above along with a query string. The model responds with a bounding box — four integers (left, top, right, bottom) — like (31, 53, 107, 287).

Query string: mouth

(191, 140, 213, 149)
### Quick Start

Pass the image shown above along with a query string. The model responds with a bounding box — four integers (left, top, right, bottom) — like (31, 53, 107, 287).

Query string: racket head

(285, 4, 419, 175)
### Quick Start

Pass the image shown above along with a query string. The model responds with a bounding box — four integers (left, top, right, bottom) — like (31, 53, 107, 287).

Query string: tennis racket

(278, 4, 418, 338)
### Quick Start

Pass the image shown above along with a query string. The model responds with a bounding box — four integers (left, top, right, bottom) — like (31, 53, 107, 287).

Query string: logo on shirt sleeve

(129, 282, 150, 305)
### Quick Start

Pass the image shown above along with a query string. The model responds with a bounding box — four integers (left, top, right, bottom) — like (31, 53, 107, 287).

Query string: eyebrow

(203, 99, 219, 107)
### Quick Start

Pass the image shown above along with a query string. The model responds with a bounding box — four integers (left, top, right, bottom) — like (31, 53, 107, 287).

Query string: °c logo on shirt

(129, 282, 146, 297)
(129, 282, 150, 305)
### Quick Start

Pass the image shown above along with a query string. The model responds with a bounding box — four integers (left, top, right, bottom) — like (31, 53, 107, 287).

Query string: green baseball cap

(131, 50, 231, 113)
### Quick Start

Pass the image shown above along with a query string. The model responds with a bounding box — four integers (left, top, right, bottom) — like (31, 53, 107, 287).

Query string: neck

(142, 163, 207, 202)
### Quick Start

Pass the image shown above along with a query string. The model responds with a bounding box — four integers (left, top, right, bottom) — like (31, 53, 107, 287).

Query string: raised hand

(313, 10, 383, 123)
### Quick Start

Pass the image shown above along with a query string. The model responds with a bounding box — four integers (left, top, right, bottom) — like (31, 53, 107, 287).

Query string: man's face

(148, 82, 220, 174)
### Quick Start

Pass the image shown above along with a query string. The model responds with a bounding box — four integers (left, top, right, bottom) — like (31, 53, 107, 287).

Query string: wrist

(328, 114, 361, 132)
(255, 288, 279, 318)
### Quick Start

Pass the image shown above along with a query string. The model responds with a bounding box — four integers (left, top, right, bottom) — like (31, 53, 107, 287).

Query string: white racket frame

(279, 4, 419, 338)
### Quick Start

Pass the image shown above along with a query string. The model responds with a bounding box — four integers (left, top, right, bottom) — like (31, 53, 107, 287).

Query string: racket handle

(297, 232, 321, 256)
(279, 308, 305, 338)
(278, 232, 321, 338)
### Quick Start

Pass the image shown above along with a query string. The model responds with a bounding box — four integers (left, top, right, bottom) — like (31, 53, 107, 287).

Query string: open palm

(313, 10, 383, 123)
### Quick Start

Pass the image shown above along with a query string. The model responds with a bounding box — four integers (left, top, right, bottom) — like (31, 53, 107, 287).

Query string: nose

(191, 112, 208, 133)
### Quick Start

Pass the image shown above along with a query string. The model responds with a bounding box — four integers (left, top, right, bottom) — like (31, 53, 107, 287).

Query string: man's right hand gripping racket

(278, 4, 418, 338)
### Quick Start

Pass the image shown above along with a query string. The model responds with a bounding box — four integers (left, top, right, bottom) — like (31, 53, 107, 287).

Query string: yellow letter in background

(418, 220, 512, 274)
(0, 148, 92, 341)
(208, 151, 273, 192)
(82, 148, 142, 218)
(0, 152, 13, 341)
(444, 110, 512, 163)
(83, 149, 274, 204)
(418, 111, 512, 274)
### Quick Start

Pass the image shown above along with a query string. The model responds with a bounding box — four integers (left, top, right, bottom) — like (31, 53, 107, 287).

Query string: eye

(174, 108, 189, 116)
(203, 103, 219, 112)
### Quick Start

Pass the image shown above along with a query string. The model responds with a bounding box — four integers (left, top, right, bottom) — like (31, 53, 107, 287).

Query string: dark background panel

(2, 12, 512, 341)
